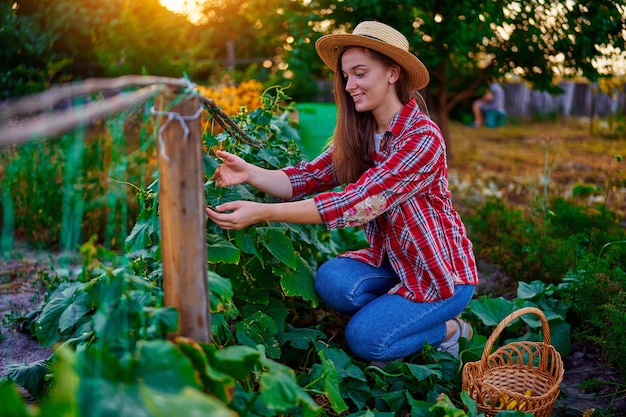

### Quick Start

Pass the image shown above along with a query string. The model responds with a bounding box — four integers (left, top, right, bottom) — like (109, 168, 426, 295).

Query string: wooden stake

(154, 88, 210, 342)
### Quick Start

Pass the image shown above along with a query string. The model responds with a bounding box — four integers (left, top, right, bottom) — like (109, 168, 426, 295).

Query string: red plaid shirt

(283, 98, 478, 302)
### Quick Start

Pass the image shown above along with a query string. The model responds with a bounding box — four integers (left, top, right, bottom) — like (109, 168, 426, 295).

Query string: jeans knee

(345, 318, 388, 361)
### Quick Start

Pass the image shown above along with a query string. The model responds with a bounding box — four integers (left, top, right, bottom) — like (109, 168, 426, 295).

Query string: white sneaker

(436, 318, 473, 359)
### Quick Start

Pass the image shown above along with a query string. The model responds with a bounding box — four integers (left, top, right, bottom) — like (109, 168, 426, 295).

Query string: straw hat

(315, 21, 430, 91)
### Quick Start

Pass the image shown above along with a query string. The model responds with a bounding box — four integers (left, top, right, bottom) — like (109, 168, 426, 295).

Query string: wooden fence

(502, 81, 624, 118)
(313, 79, 624, 119)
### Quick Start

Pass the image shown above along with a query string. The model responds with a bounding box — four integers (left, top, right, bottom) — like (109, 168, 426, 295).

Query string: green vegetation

(3, 0, 626, 413)
(4, 0, 624, 137)
(1, 86, 625, 416)
(0, 117, 153, 252)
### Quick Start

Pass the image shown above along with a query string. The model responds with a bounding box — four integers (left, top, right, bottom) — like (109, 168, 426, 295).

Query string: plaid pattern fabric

(283, 98, 478, 302)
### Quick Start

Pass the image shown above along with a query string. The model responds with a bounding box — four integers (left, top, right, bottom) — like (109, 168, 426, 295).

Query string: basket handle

(480, 306, 551, 368)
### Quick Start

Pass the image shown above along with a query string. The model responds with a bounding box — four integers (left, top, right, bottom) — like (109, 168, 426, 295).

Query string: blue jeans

(315, 257, 476, 362)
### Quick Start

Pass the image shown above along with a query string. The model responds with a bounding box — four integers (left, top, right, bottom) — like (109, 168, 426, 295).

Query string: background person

(206, 21, 478, 364)
(472, 82, 506, 127)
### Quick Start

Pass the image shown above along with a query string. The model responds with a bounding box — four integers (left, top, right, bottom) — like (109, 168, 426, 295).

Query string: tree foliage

(294, 0, 626, 150)
(0, 2, 68, 99)
(3, 0, 625, 132)
(91, 0, 192, 77)
(4, 0, 193, 95)
(193, 0, 315, 92)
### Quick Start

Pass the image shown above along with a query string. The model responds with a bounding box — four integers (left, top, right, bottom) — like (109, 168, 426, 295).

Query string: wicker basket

(462, 307, 564, 417)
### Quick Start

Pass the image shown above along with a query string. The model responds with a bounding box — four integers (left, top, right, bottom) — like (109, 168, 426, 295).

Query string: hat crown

(314, 20, 429, 90)
(352, 21, 409, 53)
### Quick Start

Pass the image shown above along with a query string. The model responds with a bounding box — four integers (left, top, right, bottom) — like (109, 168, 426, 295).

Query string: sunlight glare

(160, 0, 205, 24)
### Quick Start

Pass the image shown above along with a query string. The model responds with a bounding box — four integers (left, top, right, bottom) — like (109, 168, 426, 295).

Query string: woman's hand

(212, 150, 249, 187)
(206, 199, 323, 230)
(206, 201, 267, 230)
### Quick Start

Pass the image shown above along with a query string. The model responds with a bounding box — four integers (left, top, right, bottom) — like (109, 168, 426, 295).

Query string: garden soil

(1, 119, 625, 413)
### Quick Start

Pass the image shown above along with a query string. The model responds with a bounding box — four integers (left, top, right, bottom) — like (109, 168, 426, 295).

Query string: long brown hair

(330, 47, 429, 184)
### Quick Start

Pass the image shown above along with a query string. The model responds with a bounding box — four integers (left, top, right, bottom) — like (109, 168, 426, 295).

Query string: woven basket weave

(462, 307, 564, 417)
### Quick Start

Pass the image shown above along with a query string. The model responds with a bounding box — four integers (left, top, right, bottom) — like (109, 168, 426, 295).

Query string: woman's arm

(246, 163, 293, 200)
(206, 198, 323, 230)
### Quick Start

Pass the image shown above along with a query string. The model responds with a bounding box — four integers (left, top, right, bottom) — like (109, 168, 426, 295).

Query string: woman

(206, 21, 478, 363)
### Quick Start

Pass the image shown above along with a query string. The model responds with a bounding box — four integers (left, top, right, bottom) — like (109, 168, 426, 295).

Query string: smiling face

(341, 47, 401, 115)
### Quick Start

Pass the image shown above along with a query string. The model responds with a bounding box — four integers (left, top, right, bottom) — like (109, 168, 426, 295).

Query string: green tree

(192, 0, 315, 92)
(0, 2, 69, 98)
(92, 0, 192, 77)
(293, 0, 626, 154)
(13, 0, 124, 78)
(11, 0, 193, 82)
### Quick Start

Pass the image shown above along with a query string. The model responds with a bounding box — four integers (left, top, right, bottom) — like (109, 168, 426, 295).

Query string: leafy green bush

(464, 196, 626, 284)
(560, 243, 626, 377)
(0, 113, 153, 252)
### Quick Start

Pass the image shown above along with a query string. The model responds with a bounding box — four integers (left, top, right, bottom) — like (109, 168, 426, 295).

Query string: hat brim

(315, 33, 429, 91)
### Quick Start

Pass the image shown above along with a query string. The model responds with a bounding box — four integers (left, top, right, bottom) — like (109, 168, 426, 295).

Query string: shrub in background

(464, 196, 626, 284)
(560, 243, 626, 378)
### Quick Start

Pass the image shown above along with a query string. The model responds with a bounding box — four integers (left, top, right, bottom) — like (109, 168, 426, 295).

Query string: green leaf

(58, 290, 92, 334)
(140, 385, 236, 417)
(125, 205, 159, 253)
(5, 359, 51, 401)
(234, 229, 263, 265)
(144, 306, 179, 337)
(460, 390, 480, 417)
(260, 360, 321, 416)
(516, 280, 547, 299)
(35, 283, 86, 347)
(469, 297, 515, 326)
(276, 255, 318, 306)
(429, 393, 466, 416)
(208, 271, 237, 318)
(318, 350, 349, 413)
(233, 312, 281, 359)
(460, 334, 488, 363)
(79, 377, 149, 417)
(382, 389, 410, 413)
(86, 273, 125, 309)
(342, 377, 374, 411)
(133, 340, 200, 392)
(0, 382, 31, 417)
(404, 363, 442, 382)
(206, 234, 240, 264)
(259, 227, 297, 268)
(203, 153, 219, 178)
(175, 339, 211, 390)
(196, 344, 238, 402)
(209, 345, 263, 381)
(545, 318, 571, 357)
(409, 399, 437, 417)
(38, 347, 80, 417)
(278, 327, 326, 350)
(322, 348, 366, 381)
(92, 306, 134, 344)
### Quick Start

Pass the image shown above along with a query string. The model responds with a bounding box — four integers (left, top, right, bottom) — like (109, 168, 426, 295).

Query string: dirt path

(0, 249, 56, 380)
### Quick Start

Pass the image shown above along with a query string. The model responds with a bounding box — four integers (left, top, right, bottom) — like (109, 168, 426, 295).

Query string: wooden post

(154, 87, 210, 342)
